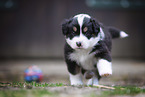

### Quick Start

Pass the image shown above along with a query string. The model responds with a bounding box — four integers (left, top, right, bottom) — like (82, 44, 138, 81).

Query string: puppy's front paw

(71, 81, 83, 86)
(97, 59, 112, 77)
(69, 73, 83, 86)
(99, 66, 112, 77)
(100, 73, 112, 77)
(98, 66, 112, 77)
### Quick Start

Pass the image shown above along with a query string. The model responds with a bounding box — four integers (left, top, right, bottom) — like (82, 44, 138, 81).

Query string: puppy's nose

(76, 42, 82, 47)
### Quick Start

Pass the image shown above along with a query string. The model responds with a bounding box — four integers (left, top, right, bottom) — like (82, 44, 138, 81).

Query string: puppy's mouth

(76, 47, 83, 49)
(75, 45, 86, 49)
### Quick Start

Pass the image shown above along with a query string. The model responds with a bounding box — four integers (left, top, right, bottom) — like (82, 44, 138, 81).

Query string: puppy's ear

(61, 18, 72, 35)
(90, 18, 100, 35)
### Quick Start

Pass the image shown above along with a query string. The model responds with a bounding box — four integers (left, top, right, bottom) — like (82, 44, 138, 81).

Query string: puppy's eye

(83, 27, 88, 32)
(73, 26, 77, 32)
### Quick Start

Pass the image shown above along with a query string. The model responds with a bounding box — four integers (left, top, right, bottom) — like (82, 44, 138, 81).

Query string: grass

(0, 82, 63, 97)
(0, 82, 66, 88)
(0, 82, 145, 97)
(98, 86, 145, 97)
(0, 89, 56, 97)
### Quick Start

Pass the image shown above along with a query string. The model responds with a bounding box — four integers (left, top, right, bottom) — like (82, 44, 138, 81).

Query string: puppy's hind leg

(87, 76, 99, 86)
(86, 70, 100, 86)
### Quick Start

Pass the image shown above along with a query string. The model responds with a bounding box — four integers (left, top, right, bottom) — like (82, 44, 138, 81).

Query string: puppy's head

(62, 14, 103, 49)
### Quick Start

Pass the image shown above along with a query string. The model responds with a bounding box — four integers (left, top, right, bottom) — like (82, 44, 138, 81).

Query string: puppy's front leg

(97, 58, 112, 77)
(69, 73, 83, 86)
(66, 60, 83, 85)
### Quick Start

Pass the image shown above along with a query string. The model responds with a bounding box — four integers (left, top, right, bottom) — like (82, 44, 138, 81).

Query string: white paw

(71, 81, 83, 86)
(87, 76, 99, 86)
(97, 59, 112, 77)
(100, 72, 112, 77)
(69, 73, 83, 86)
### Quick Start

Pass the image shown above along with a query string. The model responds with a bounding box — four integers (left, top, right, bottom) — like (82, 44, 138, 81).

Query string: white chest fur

(69, 49, 97, 70)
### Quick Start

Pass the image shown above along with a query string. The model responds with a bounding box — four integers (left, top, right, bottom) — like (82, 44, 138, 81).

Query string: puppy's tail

(108, 27, 128, 39)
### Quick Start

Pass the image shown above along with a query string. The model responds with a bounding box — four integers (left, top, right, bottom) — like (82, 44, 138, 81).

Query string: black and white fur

(62, 14, 128, 86)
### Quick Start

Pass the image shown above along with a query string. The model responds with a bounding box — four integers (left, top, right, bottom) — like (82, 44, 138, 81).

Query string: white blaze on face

(66, 14, 104, 49)
(74, 14, 91, 27)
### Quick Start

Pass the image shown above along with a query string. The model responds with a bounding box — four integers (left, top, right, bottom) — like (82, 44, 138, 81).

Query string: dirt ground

(0, 58, 145, 97)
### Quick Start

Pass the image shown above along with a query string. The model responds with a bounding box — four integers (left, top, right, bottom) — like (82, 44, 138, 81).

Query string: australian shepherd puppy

(62, 14, 128, 86)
